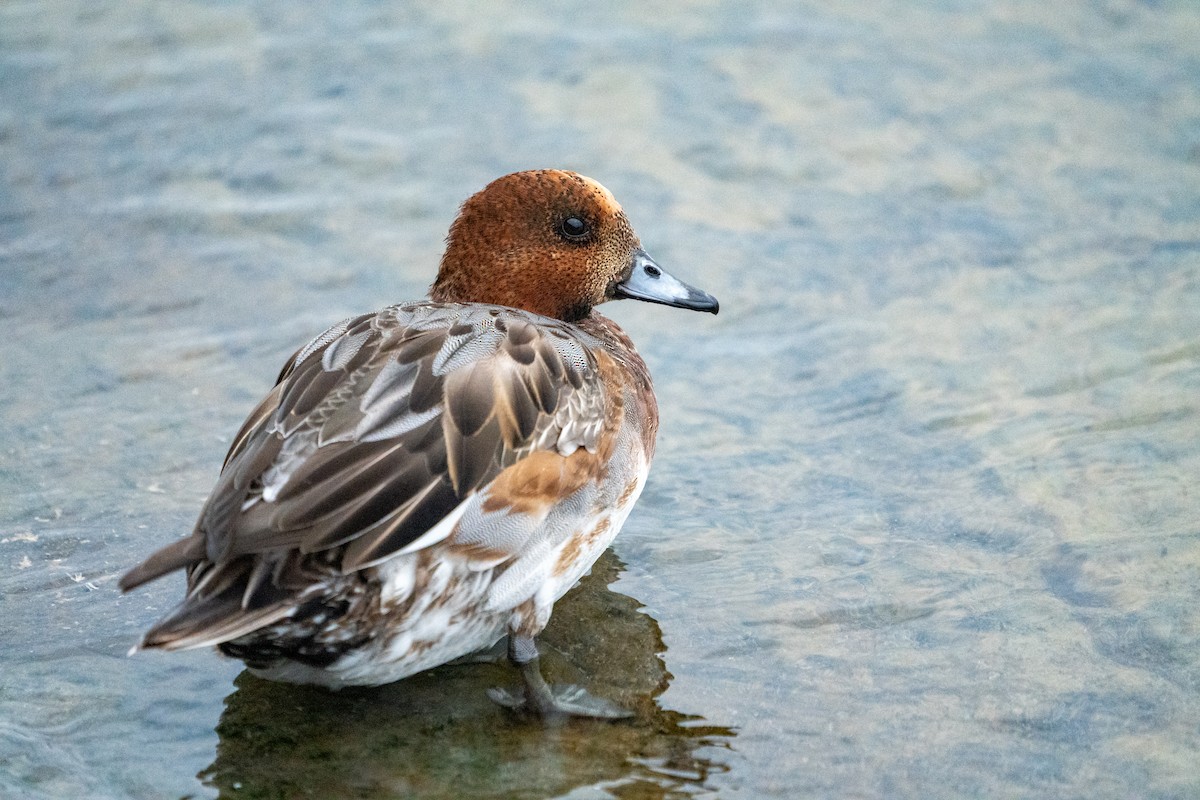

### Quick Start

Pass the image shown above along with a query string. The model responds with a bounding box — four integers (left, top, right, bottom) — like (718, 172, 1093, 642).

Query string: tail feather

(122, 533, 294, 652)
(118, 534, 205, 592)
(140, 597, 294, 651)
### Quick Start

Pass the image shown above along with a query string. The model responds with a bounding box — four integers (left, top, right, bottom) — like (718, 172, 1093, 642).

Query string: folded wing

(119, 304, 607, 649)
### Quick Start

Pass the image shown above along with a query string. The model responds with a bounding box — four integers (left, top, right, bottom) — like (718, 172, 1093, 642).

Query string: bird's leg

(485, 632, 632, 720)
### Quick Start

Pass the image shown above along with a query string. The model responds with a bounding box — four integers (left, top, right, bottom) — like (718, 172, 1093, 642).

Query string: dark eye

(559, 216, 590, 241)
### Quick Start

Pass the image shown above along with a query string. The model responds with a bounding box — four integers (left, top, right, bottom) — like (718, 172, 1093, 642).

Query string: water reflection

(201, 551, 734, 799)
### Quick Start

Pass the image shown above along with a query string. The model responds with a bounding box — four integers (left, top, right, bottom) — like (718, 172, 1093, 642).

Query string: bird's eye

(559, 216, 590, 241)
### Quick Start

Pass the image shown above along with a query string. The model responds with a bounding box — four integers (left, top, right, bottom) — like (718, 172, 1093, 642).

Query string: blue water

(3, 1, 1199, 798)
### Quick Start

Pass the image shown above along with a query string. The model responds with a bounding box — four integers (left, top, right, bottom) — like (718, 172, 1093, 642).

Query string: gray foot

(488, 633, 632, 720)
(486, 683, 632, 720)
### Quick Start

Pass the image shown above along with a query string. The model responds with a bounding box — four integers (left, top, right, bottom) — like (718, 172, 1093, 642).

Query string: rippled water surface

(3, 2, 1199, 798)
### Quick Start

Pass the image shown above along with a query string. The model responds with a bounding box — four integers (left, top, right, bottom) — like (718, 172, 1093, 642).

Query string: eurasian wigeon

(120, 169, 718, 719)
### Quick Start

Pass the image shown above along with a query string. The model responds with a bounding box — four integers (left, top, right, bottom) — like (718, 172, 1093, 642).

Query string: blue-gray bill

(615, 250, 720, 314)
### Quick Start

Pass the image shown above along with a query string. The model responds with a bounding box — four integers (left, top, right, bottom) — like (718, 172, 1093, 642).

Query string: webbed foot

(487, 682, 632, 720)
(487, 633, 632, 721)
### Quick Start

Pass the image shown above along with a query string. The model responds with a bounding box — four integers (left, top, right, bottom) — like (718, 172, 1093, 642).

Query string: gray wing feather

(121, 304, 608, 649)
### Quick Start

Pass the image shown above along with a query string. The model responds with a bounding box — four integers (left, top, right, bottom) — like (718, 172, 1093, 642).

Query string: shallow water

(3, 1, 1199, 798)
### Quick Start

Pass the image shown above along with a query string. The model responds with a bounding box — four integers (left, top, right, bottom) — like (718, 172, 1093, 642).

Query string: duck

(119, 169, 719, 719)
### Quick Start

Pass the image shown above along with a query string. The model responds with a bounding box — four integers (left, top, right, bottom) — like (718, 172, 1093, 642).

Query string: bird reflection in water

(201, 550, 735, 799)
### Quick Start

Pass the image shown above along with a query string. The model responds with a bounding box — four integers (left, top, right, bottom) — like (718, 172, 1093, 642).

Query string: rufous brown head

(431, 170, 718, 322)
